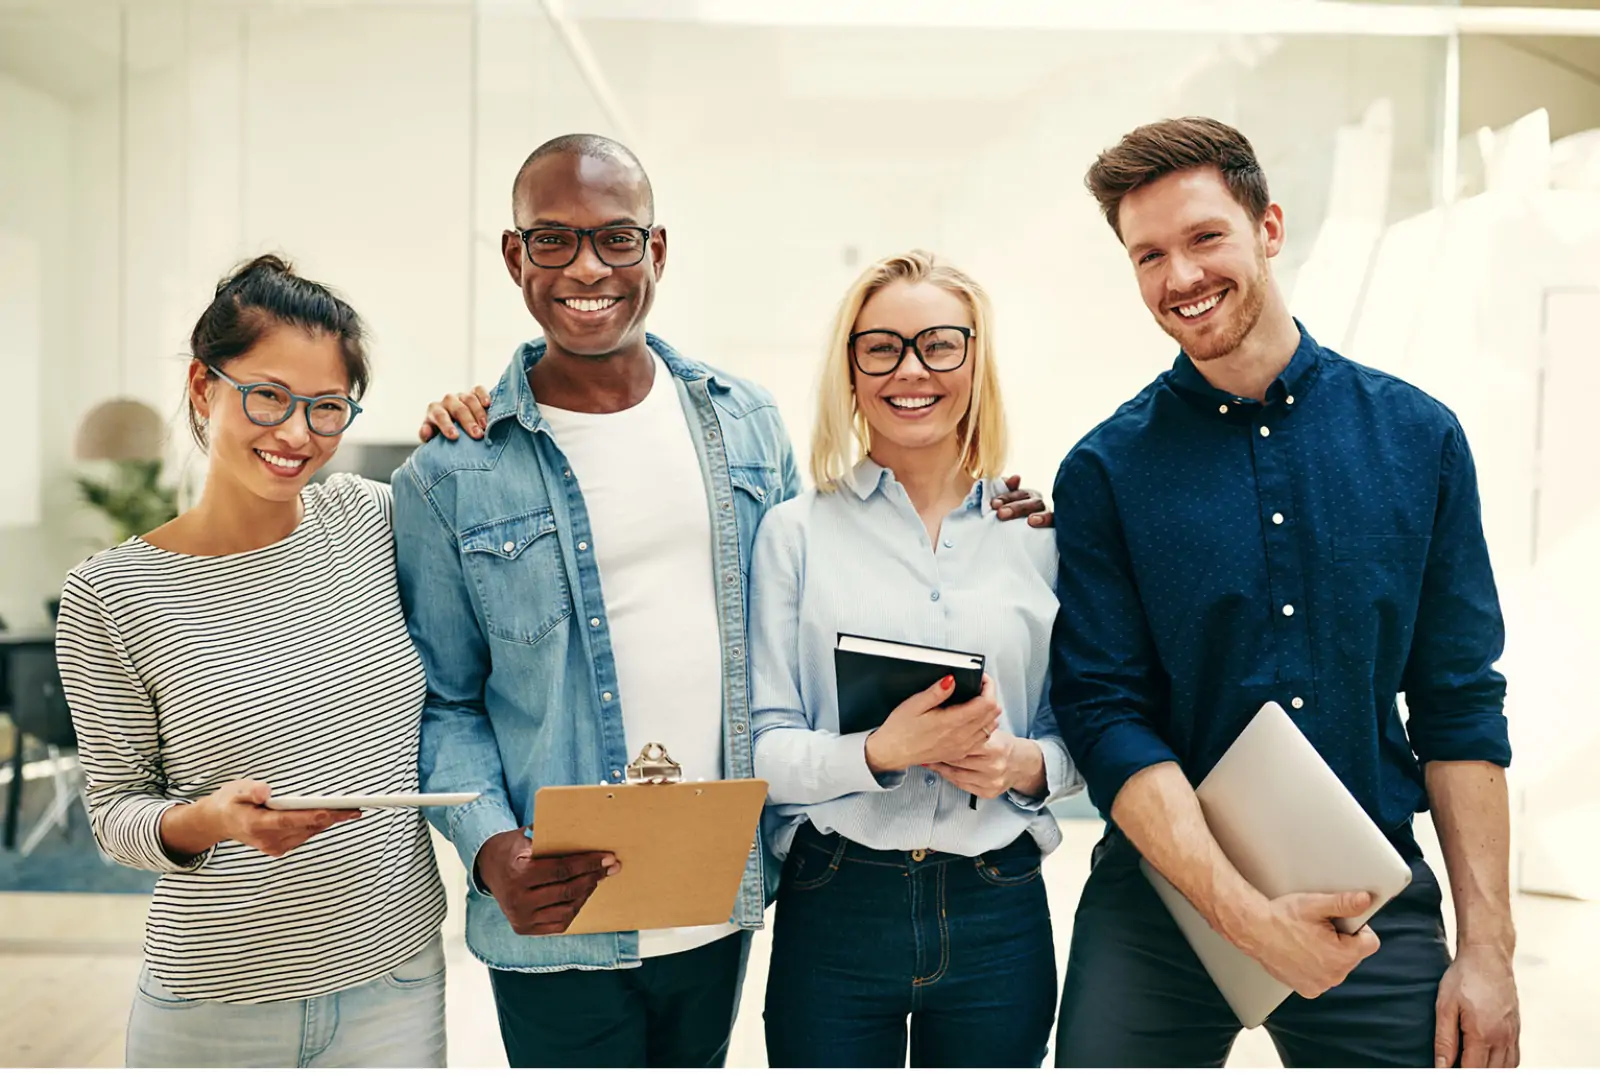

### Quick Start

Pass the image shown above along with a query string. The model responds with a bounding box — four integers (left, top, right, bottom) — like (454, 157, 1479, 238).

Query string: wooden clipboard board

(528, 743, 768, 936)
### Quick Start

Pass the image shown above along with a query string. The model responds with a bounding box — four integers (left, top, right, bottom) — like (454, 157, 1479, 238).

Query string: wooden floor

(1, 820, 1594, 1068)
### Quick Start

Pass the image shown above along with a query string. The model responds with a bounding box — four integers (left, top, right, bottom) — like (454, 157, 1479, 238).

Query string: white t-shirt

(539, 352, 738, 958)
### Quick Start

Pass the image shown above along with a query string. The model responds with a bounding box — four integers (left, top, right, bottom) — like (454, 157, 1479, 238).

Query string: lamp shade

(74, 398, 166, 461)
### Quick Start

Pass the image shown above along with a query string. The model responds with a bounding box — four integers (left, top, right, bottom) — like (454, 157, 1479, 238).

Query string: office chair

(7, 645, 104, 859)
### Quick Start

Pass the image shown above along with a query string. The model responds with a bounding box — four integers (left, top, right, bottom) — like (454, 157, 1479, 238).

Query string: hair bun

(214, 253, 294, 296)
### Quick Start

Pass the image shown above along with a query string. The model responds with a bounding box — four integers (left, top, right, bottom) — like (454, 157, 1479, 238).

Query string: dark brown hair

(1085, 117, 1270, 240)
(186, 254, 370, 448)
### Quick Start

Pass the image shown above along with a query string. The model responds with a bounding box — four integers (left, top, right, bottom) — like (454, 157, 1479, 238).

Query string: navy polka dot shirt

(1049, 321, 1511, 854)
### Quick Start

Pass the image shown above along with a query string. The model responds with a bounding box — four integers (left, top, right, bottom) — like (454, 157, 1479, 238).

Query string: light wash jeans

(124, 934, 447, 1068)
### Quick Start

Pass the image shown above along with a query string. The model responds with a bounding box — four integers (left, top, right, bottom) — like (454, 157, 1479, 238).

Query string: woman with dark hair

(54, 255, 478, 1068)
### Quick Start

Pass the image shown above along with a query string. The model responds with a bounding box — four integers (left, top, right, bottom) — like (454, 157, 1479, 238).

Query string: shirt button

(1218, 404, 1229, 415)
(725, 573, 737, 585)
(911, 849, 927, 861)
(578, 541, 589, 551)
(924, 775, 936, 787)
(501, 541, 515, 553)
(563, 469, 572, 479)
(930, 590, 941, 602)
(1292, 696, 1305, 709)
(733, 722, 746, 734)
(590, 617, 601, 628)
(731, 646, 742, 658)
(756, 487, 766, 497)
(612, 769, 621, 779)
(602, 691, 614, 702)
(721, 500, 731, 511)
(942, 539, 953, 548)
(1272, 512, 1284, 525)
(1286, 395, 1296, 405)
(1259, 425, 1271, 438)
(1282, 604, 1295, 617)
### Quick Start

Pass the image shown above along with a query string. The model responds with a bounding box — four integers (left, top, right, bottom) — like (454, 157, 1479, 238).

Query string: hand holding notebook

(835, 633, 997, 807)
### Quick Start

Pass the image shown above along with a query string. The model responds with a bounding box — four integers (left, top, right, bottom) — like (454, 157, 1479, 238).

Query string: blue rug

(0, 773, 157, 894)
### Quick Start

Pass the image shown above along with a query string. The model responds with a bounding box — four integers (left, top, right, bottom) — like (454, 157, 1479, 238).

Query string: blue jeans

(1055, 831, 1452, 1067)
(763, 823, 1057, 1067)
(124, 934, 447, 1068)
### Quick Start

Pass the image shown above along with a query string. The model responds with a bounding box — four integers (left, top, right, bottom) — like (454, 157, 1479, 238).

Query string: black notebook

(833, 633, 986, 736)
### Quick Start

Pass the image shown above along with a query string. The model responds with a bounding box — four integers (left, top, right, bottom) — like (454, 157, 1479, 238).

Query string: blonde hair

(809, 250, 1008, 493)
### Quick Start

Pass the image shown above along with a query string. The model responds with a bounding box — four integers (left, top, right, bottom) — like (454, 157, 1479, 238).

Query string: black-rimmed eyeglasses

(849, 325, 973, 376)
(208, 366, 363, 437)
(514, 225, 655, 269)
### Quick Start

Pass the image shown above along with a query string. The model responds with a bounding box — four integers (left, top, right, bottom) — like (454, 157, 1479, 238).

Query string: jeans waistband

(791, 820, 1038, 870)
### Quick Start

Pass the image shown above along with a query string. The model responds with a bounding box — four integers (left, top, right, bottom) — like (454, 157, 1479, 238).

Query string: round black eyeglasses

(515, 225, 655, 269)
(848, 325, 973, 376)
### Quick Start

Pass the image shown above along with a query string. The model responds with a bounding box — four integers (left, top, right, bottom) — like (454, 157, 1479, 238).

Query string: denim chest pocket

(460, 508, 573, 645)
(728, 464, 779, 579)
(1330, 534, 1430, 660)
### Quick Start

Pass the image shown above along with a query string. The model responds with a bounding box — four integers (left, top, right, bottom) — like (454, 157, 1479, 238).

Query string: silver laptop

(1140, 700, 1413, 1028)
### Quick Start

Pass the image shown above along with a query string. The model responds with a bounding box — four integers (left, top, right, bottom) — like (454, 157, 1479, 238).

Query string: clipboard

(528, 743, 768, 936)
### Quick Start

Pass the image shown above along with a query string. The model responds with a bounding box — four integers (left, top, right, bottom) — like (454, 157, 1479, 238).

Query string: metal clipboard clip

(625, 742, 683, 785)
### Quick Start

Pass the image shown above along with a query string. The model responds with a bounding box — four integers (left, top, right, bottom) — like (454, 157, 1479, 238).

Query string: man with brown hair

(1047, 117, 1521, 1067)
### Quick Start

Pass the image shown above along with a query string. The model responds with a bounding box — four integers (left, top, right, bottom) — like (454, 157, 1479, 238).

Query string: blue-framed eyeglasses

(208, 365, 362, 437)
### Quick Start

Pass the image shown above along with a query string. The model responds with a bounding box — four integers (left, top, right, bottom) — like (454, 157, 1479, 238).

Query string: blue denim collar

(484, 332, 725, 434)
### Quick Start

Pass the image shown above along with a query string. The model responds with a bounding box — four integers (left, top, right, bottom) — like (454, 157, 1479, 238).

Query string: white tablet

(264, 792, 480, 811)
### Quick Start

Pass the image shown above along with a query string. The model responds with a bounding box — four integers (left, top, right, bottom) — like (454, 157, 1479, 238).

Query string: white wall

(4, 8, 1600, 653)
(0, 71, 77, 627)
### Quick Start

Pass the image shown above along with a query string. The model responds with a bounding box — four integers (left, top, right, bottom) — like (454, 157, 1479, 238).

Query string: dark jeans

(764, 822, 1058, 1068)
(1055, 830, 1452, 1068)
(487, 930, 751, 1068)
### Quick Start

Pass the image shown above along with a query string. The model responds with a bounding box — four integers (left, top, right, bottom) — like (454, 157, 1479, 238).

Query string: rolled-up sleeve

(55, 573, 212, 874)
(1401, 422, 1511, 766)
(1050, 449, 1179, 816)
(1006, 666, 1084, 812)
(391, 462, 519, 894)
(748, 507, 905, 804)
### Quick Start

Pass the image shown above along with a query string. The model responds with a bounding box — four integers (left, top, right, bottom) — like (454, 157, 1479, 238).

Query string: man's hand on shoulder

(419, 386, 493, 443)
(475, 829, 619, 936)
(993, 473, 1052, 528)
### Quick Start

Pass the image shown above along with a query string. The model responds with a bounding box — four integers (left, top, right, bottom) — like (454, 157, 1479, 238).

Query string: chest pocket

(1330, 534, 1430, 662)
(460, 508, 573, 645)
(728, 464, 779, 583)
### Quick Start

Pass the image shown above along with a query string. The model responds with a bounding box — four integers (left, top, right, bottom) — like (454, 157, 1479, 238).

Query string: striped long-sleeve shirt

(55, 474, 445, 1004)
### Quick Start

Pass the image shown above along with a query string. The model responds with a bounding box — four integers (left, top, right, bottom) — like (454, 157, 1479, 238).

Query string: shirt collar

(841, 456, 998, 512)
(1169, 317, 1323, 410)
(484, 331, 715, 434)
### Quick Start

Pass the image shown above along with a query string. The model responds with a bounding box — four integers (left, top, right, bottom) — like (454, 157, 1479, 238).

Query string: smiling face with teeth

(1119, 165, 1285, 364)
(503, 150, 665, 369)
(189, 326, 352, 506)
(850, 280, 977, 464)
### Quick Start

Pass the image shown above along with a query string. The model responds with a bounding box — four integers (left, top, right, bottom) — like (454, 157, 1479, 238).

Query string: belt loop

(829, 832, 849, 871)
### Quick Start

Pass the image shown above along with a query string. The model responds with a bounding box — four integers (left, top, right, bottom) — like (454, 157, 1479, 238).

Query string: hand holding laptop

(1235, 889, 1383, 999)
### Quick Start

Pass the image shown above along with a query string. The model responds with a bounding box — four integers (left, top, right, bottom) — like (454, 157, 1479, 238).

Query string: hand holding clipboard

(523, 744, 767, 936)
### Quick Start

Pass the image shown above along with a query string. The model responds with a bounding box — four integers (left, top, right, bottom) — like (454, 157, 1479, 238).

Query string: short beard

(1171, 243, 1269, 363)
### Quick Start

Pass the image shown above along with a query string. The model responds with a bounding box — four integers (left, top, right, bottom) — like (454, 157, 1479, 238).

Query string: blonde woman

(748, 251, 1082, 1068)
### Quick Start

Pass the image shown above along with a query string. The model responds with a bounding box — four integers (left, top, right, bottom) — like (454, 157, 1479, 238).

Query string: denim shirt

(391, 333, 801, 973)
